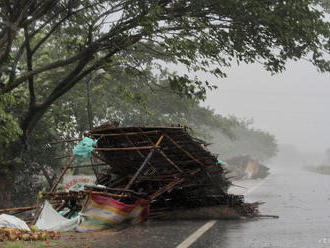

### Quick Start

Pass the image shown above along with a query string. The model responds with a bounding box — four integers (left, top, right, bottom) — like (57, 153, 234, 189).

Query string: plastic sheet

(36, 201, 81, 232)
(0, 214, 30, 231)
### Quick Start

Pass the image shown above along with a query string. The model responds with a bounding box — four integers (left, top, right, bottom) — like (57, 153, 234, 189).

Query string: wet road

(94, 164, 330, 248)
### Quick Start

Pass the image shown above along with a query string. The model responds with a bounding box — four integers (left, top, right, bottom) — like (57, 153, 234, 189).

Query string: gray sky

(202, 61, 330, 153)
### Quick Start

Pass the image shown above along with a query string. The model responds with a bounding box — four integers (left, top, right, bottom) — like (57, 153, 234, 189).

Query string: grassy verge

(1, 240, 75, 248)
(0, 231, 105, 248)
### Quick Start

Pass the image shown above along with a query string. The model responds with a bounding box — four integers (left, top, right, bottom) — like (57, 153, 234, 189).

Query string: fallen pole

(0, 205, 40, 213)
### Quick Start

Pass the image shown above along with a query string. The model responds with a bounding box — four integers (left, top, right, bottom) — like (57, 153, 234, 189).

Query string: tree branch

(4, 47, 97, 93)
(24, 27, 36, 108)
(21, 33, 142, 136)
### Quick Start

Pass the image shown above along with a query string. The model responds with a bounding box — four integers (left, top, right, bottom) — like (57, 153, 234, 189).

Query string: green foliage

(0, 0, 329, 139)
(0, 93, 22, 144)
(209, 118, 278, 162)
(0, 0, 325, 204)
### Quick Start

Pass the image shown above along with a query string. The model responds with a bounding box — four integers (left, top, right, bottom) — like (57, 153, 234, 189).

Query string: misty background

(203, 60, 330, 165)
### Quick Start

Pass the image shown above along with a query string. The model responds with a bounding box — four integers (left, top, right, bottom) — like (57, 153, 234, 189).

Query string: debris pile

(225, 155, 270, 180)
(86, 126, 258, 219)
(0, 126, 260, 232)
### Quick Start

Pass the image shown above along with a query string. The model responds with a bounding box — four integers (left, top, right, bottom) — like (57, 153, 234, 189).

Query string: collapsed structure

(1, 125, 260, 231)
(225, 155, 270, 180)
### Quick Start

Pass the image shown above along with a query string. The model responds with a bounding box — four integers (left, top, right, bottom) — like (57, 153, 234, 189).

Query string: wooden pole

(32, 155, 76, 225)
(149, 178, 185, 200)
(158, 150, 183, 172)
(95, 145, 158, 151)
(149, 168, 201, 200)
(0, 205, 40, 213)
(154, 135, 164, 147)
(50, 155, 76, 193)
(125, 149, 155, 190)
(90, 130, 159, 137)
(138, 131, 182, 172)
(165, 135, 206, 168)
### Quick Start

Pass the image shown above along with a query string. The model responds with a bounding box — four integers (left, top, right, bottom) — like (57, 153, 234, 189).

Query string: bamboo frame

(149, 168, 201, 200)
(164, 135, 207, 168)
(125, 149, 155, 190)
(158, 150, 183, 172)
(136, 128, 183, 173)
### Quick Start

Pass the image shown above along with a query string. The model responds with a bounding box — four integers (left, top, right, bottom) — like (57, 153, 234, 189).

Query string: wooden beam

(0, 205, 40, 213)
(155, 135, 164, 147)
(95, 145, 158, 151)
(90, 130, 159, 137)
(84, 191, 132, 199)
(149, 168, 201, 200)
(149, 178, 185, 200)
(125, 149, 155, 190)
(164, 135, 206, 168)
(50, 155, 75, 193)
(137, 130, 182, 172)
(158, 150, 183, 172)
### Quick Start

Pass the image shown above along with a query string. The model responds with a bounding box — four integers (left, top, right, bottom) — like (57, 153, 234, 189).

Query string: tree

(0, 0, 330, 145)
(209, 118, 278, 162)
(0, 0, 328, 206)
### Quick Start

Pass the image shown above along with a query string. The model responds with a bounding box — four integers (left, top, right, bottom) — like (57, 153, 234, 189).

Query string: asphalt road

(94, 164, 330, 248)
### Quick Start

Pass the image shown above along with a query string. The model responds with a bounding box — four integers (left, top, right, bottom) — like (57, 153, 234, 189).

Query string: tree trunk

(0, 177, 13, 208)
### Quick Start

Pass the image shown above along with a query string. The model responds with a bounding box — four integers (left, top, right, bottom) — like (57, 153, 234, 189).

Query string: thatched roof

(87, 125, 228, 201)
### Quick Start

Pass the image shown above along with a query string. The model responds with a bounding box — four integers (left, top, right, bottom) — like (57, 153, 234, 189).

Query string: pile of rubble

(225, 155, 270, 180)
(1, 126, 261, 231)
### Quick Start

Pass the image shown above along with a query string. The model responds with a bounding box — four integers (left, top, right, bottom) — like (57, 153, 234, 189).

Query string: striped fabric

(77, 193, 150, 231)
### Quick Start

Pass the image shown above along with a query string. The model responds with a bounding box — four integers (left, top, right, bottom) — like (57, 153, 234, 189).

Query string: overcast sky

(202, 61, 330, 153)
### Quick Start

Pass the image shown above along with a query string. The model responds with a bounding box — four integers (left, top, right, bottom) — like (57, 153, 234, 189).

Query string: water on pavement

(94, 164, 330, 248)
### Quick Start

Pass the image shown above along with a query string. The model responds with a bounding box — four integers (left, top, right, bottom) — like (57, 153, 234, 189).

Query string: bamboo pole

(32, 155, 76, 225)
(137, 130, 182, 172)
(90, 130, 159, 137)
(0, 205, 40, 213)
(86, 191, 132, 199)
(125, 149, 155, 190)
(149, 168, 201, 200)
(154, 135, 164, 147)
(95, 145, 158, 151)
(121, 130, 156, 171)
(149, 178, 185, 200)
(165, 135, 206, 168)
(158, 150, 183, 172)
(50, 155, 75, 193)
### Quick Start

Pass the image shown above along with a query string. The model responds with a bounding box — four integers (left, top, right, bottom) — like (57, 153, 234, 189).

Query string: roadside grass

(1, 229, 113, 247)
(1, 240, 75, 248)
(305, 165, 330, 175)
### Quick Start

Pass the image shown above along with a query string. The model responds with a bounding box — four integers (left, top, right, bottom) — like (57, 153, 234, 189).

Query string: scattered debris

(0, 126, 262, 233)
(225, 155, 270, 180)
(0, 227, 60, 241)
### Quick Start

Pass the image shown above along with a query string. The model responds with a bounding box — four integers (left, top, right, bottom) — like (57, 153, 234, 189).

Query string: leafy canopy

(0, 0, 329, 142)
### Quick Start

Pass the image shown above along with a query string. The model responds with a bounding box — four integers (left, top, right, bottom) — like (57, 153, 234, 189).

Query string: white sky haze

(203, 61, 330, 153)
